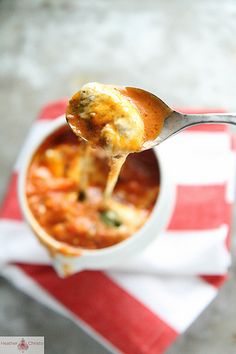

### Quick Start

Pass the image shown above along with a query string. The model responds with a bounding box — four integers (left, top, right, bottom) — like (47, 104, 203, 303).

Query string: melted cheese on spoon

(67, 82, 145, 155)
(66, 82, 145, 198)
(66, 82, 172, 199)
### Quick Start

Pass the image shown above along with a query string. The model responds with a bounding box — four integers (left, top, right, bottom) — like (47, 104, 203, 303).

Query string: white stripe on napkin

(0, 220, 230, 275)
(0, 220, 50, 265)
(107, 271, 217, 332)
(158, 131, 231, 154)
(158, 149, 236, 186)
(108, 224, 231, 275)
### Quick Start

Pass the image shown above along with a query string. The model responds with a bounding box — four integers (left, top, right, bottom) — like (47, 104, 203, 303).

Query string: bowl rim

(18, 115, 176, 261)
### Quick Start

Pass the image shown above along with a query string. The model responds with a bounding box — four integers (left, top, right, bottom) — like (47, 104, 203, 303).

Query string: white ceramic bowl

(18, 116, 176, 277)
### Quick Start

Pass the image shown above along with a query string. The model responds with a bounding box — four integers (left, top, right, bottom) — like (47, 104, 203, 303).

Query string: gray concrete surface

(1, 0, 236, 353)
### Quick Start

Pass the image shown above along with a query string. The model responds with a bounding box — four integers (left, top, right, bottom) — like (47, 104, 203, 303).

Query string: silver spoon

(131, 88, 236, 150)
(66, 85, 236, 152)
(148, 111, 236, 147)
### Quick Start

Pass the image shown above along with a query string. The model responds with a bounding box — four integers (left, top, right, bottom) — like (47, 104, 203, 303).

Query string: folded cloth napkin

(0, 101, 235, 354)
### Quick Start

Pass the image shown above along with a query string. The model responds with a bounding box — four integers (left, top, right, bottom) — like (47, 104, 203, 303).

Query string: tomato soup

(26, 125, 159, 249)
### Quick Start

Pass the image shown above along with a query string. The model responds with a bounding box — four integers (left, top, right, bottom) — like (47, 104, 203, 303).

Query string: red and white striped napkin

(0, 101, 235, 354)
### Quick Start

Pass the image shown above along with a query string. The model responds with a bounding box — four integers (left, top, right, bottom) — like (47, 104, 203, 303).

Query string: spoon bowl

(67, 83, 236, 153)
(133, 88, 236, 150)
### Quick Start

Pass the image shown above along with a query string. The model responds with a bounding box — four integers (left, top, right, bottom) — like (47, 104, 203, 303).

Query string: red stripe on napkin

(200, 274, 228, 288)
(38, 100, 68, 120)
(175, 109, 227, 132)
(17, 263, 178, 354)
(231, 134, 236, 151)
(187, 125, 228, 132)
(168, 185, 228, 230)
(0, 173, 22, 221)
(177, 109, 226, 115)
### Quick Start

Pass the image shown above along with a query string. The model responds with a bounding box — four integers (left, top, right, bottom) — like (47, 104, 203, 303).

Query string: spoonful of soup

(66, 82, 171, 198)
(66, 82, 236, 197)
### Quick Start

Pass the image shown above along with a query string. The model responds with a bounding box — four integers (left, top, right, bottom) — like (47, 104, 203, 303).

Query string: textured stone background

(1, 0, 236, 353)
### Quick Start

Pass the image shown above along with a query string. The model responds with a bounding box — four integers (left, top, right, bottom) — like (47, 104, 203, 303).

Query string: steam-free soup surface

(26, 126, 159, 249)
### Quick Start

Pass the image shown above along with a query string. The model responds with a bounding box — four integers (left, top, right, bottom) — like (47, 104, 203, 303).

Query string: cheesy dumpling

(66, 82, 144, 156)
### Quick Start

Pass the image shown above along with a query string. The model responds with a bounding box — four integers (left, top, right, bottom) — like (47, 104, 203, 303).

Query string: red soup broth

(26, 125, 160, 249)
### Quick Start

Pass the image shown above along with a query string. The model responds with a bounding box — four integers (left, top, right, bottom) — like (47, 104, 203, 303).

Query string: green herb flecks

(100, 210, 122, 227)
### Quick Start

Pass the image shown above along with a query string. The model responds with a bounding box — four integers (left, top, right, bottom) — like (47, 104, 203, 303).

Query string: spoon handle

(179, 112, 236, 128)
(154, 111, 236, 146)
